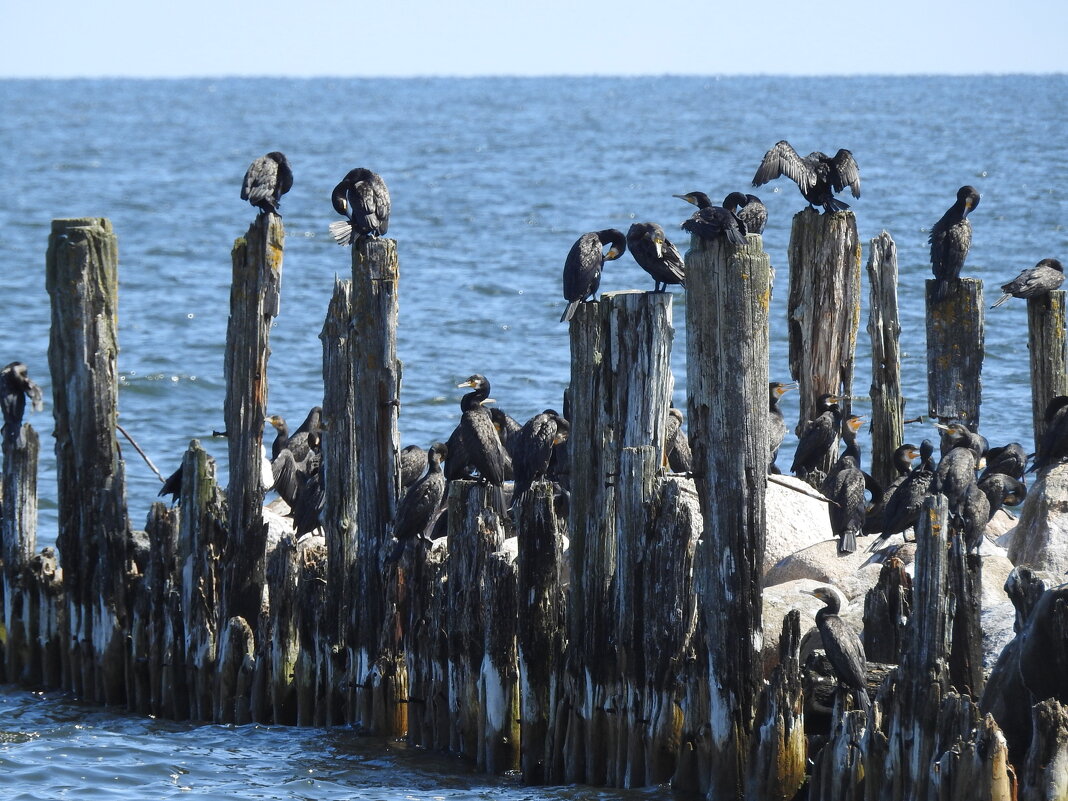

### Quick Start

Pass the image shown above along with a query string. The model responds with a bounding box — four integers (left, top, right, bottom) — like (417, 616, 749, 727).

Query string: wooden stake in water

(866, 232, 905, 488)
(926, 277, 984, 427)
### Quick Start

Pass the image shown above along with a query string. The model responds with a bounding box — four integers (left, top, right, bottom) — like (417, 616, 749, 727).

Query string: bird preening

(991, 258, 1064, 308)
(559, 229, 627, 323)
(329, 167, 391, 245)
(240, 151, 293, 215)
(0, 361, 44, 448)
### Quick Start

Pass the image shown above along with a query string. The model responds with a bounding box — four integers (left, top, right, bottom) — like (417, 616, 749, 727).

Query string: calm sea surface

(0, 75, 1066, 797)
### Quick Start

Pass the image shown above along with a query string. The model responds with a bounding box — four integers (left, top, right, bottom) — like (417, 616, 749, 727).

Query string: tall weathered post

(682, 232, 770, 799)
(926, 278, 984, 428)
(787, 209, 862, 481)
(349, 237, 403, 734)
(46, 217, 130, 705)
(1, 424, 40, 683)
(1026, 289, 1068, 453)
(866, 232, 905, 489)
(221, 212, 284, 628)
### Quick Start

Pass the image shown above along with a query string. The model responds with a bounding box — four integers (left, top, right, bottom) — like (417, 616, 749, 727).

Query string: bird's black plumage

(822, 455, 866, 555)
(240, 151, 293, 215)
(627, 222, 685, 292)
(400, 444, 429, 491)
(768, 382, 795, 473)
(956, 481, 991, 555)
(158, 464, 183, 506)
(1033, 395, 1068, 471)
(665, 407, 693, 474)
(804, 586, 869, 712)
(791, 393, 842, 479)
(932, 443, 982, 514)
(511, 410, 570, 499)
(387, 442, 448, 562)
(674, 192, 747, 245)
(869, 439, 936, 551)
(722, 192, 768, 234)
(266, 414, 290, 461)
(455, 375, 508, 487)
(992, 258, 1065, 308)
(752, 141, 860, 213)
(0, 361, 43, 447)
(980, 442, 1028, 481)
(978, 473, 1027, 518)
(560, 229, 627, 322)
(929, 185, 980, 302)
(329, 167, 391, 245)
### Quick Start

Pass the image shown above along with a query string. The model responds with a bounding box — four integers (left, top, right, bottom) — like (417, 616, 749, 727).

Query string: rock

(761, 578, 828, 678)
(982, 601, 1017, 671)
(986, 509, 1019, 541)
(979, 552, 1016, 611)
(1005, 463, 1068, 573)
(764, 475, 835, 574)
(765, 538, 916, 601)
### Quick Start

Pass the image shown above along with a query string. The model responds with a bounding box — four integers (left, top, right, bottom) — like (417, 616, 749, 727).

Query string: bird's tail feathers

(839, 530, 858, 555)
(825, 197, 851, 213)
(328, 220, 354, 246)
(726, 227, 746, 246)
(560, 301, 579, 323)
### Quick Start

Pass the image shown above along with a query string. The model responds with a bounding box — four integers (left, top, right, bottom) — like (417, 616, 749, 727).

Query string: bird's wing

(753, 141, 814, 193)
(830, 150, 861, 198)
(241, 157, 276, 204)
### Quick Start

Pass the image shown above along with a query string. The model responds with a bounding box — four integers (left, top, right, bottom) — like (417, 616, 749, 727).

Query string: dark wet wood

(1026, 290, 1068, 454)
(1, 425, 39, 683)
(866, 232, 906, 488)
(926, 277, 984, 427)
(862, 556, 912, 665)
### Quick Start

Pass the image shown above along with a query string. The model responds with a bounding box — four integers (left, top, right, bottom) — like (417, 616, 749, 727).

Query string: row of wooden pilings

(1, 211, 1067, 800)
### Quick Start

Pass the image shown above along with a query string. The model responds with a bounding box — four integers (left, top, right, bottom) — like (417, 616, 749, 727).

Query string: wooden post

(926, 278, 984, 427)
(319, 277, 357, 727)
(862, 556, 912, 665)
(1026, 290, 1068, 454)
(140, 502, 179, 718)
(293, 535, 328, 727)
(1, 425, 39, 683)
(349, 238, 403, 734)
(222, 212, 283, 631)
(866, 232, 905, 488)
(947, 535, 984, 698)
(46, 217, 130, 705)
(787, 209, 862, 469)
(1020, 699, 1068, 800)
(515, 479, 566, 784)
(481, 544, 520, 774)
(404, 538, 450, 751)
(683, 231, 770, 799)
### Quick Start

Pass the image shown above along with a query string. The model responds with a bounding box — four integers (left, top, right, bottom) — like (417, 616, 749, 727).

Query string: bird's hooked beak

(848, 416, 866, 433)
(605, 247, 622, 260)
(672, 193, 697, 207)
(775, 382, 798, 397)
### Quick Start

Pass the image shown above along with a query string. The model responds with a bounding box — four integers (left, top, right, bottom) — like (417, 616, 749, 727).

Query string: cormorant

(674, 192, 747, 245)
(560, 229, 627, 322)
(791, 393, 842, 479)
(864, 443, 919, 534)
(978, 473, 1026, 517)
(936, 421, 987, 460)
(929, 185, 980, 302)
(722, 192, 768, 235)
(0, 361, 43, 446)
(626, 222, 685, 292)
(768, 382, 796, 473)
(957, 481, 991, 555)
(752, 141, 860, 213)
(991, 258, 1065, 308)
(274, 406, 323, 467)
(802, 586, 870, 713)
(273, 430, 322, 512)
(1032, 395, 1068, 471)
(266, 414, 290, 460)
(240, 151, 293, 215)
(400, 444, 429, 491)
(329, 167, 390, 245)
(665, 407, 693, 473)
(489, 406, 523, 470)
(455, 374, 509, 488)
(980, 442, 1028, 481)
(932, 425, 985, 514)
(158, 464, 183, 506)
(822, 455, 866, 555)
(868, 439, 936, 551)
(511, 410, 570, 500)
(387, 442, 448, 562)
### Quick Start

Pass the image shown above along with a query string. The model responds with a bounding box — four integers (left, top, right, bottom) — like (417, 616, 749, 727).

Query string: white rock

(765, 538, 916, 601)
(1005, 463, 1068, 573)
(764, 475, 836, 575)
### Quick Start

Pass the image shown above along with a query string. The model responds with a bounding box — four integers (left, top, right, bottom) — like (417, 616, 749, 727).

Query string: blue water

(0, 75, 1066, 797)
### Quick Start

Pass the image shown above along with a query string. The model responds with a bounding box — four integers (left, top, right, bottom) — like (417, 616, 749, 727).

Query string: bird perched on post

(991, 258, 1064, 308)
(790, 393, 842, 480)
(560, 229, 627, 322)
(722, 192, 768, 234)
(929, 185, 981, 303)
(454, 374, 509, 489)
(674, 192, 747, 245)
(511, 409, 570, 500)
(329, 167, 391, 245)
(802, 586, 870, 714)
(240, 151, 293, 215)
(387, 442, 448, 563)
(752, 141, 860, 213)
(626, 222, 685, 292)
(0, 361, 43, 447)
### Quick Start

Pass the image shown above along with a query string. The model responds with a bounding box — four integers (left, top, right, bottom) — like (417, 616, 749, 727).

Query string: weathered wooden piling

(866, 232, 905, 488)
(1026, 289, 1068, 454)
(221, 212, 284, 632)
(926, 278, 984, 427)
(403, 537, 450, 751)
(862, 556, 912, 665)
(787, 209, 862, 477)
(349, 237, 404, 734)
(1, 426, 39, 683)
(682, 232, 770, 799)
(947, 534, 984, 698)
(46, 217, 130, 705)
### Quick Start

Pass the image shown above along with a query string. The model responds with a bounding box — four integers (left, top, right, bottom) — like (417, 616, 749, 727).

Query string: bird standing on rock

(560, 229, 627, 322)
(329, 167, 391, 245)
(929, 185, 980, 302)
(752, 141, 860, 213)
(241, 151, 293, 215)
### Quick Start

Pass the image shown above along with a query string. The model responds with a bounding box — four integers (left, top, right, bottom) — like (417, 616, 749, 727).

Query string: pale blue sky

(3, 0, 1066, 77)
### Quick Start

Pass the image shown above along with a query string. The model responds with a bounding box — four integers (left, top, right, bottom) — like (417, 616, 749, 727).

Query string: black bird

(329, 167, 391, 245)
(273, 431, 322, 513)
(752, 141, 860, 213)
(929, 185, 981, 302)
(932, 425, 985, 514)
(802, 586, 870, 713)
(240, 151, 293, 215)
(869, 439, 936, 551)
(626, 222, 685, 292)
(722, 192, 768, 234)
(158, 464, 183, 506)
(0, 361, 43, 446)
(387, 442, 448, 563)
(488, 406, 523, 470)
(455, 374, 509, 488)
(791, 393, 842, 479)
(511, 410, 570, 500)
(864, 443, 919, 534)
(674, 192, 747, 245)
(936, 420, 987, 460)
(665, 407, 693, 473)
(274, 406, 323, 467)
(978, 473, 1027, 518)
(560, 229, 627, 322)
(399, 444, 429, 491)
(266, 414, 290, 460)
(980, 442, 1028, 481)
(991, 258, 1065, 308)
(957, 481, 991, 555)
(1032, 395, 1068, 471)
(768, 382, 796, 473)
(822, 455, 867, 555)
